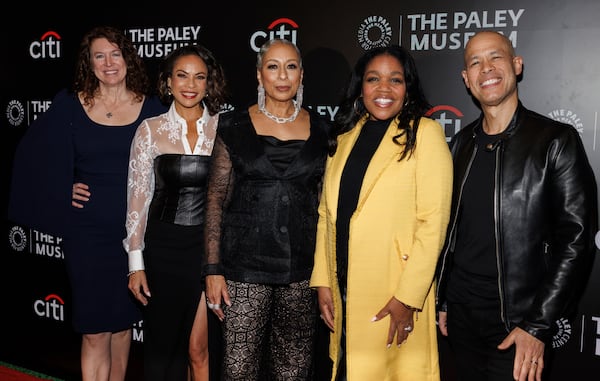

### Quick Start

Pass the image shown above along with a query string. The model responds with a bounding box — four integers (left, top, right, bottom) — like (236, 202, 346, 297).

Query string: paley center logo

(30, 30, 61, 59)
(8, 224, 63, 259)
(425, 105, 465, 142)
(357, 16, 392, 51)
(34, 293, 65, 322)
(6, 100, 25, 127)
(547, 108, 584, 135)
(250, 18, 299, 52)
(551, 317, 572, 349)
(8, 225, 27, 252)
(6, 98, 52, 127)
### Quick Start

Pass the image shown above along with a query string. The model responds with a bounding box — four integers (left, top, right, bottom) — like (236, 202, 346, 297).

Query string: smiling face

(361, 53, 406, 121)
(461, 31, 523, 108)
(90, 37, 127, 86)
(167, 54, 208, 111)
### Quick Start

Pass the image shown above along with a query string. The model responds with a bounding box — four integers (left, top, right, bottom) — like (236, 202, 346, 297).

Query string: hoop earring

(295, 84, 304, 108)
(257, 84, 266, 109)
(353, 96, 363, 116)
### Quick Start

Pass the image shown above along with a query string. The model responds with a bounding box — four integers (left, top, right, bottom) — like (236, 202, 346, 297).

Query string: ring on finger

(404, 326, 413, 332)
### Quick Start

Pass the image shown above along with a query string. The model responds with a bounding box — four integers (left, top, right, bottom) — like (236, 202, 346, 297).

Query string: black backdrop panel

(3, 1, 599, 379)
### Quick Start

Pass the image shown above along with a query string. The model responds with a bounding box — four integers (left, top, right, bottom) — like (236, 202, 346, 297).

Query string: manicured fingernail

(371, 316, 377, 322)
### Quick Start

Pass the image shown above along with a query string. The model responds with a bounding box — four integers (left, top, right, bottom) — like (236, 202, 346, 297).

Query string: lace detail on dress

(124, 119, 159, 253)
(123, 107, 220, 254)
(157, 118, 181, 144)
(204, 135, 235, 274)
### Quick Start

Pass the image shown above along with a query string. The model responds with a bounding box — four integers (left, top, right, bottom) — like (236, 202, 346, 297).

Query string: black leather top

(148, 154, 211, 226)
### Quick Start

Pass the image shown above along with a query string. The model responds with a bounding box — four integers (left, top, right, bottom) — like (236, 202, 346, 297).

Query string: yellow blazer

(310, 116, 452, 381)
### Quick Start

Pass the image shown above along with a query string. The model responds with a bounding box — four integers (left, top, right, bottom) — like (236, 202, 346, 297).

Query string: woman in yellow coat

(310, 45, 452, 381)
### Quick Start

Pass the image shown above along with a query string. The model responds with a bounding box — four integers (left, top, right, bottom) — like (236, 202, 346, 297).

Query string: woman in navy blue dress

(8, 26, 166, 380)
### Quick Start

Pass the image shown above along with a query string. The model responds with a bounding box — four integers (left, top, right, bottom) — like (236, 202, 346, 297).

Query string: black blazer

(205, 108, 330, 284)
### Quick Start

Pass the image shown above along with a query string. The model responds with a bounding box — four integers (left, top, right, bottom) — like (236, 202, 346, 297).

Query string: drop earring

(257, 84, 266, 109)
(295, 84, 304, 108)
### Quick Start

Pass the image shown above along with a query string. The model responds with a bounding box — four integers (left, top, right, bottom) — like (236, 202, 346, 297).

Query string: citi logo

(425, 105, 464, 142)
(30, 31, 61, 59)
(250, 18, 299, 52)
(33, 293, 65, 322)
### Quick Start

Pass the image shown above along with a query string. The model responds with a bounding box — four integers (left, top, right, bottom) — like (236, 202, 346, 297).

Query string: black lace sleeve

(204, 135, 235, 275)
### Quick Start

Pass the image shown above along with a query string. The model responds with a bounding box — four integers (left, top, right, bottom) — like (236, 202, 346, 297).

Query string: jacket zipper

(492, 143, 509, 331)
(436, 142, 477, 305)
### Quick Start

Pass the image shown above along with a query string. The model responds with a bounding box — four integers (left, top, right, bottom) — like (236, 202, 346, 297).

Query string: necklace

(98, 97, 115, 118)
(259, 100, 300, 124)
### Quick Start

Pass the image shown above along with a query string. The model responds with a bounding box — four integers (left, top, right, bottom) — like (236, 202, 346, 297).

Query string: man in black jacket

(436, 30, 598, 381)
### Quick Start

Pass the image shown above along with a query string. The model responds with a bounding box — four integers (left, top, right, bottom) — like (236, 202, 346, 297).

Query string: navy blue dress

(8, 89, 167, 333)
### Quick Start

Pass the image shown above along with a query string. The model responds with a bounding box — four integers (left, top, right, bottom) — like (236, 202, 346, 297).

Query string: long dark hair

(330, 45, 431, 160)
(157, 44, 228, 115)
(73, 26, 150, 106)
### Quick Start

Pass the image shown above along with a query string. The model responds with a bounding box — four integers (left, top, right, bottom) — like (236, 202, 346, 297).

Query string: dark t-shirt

(446, 131, 501, 306)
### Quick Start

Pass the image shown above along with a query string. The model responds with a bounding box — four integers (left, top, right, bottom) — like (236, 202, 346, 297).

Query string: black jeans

(446, 302, 516, 381)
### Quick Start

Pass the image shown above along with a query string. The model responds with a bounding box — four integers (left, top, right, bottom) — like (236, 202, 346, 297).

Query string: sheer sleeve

(204, 134, 235, 275)
(123, 120, 157, 259)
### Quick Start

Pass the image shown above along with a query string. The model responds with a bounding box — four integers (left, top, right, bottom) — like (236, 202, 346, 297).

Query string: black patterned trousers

(221, 280, 317, 381)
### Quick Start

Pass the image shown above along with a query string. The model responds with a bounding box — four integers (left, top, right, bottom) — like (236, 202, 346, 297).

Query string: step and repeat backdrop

(3, 1, 599, 379)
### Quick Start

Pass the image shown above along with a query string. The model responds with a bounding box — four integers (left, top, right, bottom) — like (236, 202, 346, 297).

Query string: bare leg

(81, 332, 111, 381)
(188, 291, 209, 381)
(80, 329, 131, 381)
(109, 329, 132, 381)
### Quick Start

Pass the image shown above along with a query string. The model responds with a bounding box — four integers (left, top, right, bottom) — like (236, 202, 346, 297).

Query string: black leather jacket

(436, 102, 598, 343)
(204, 108, 330, 284)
